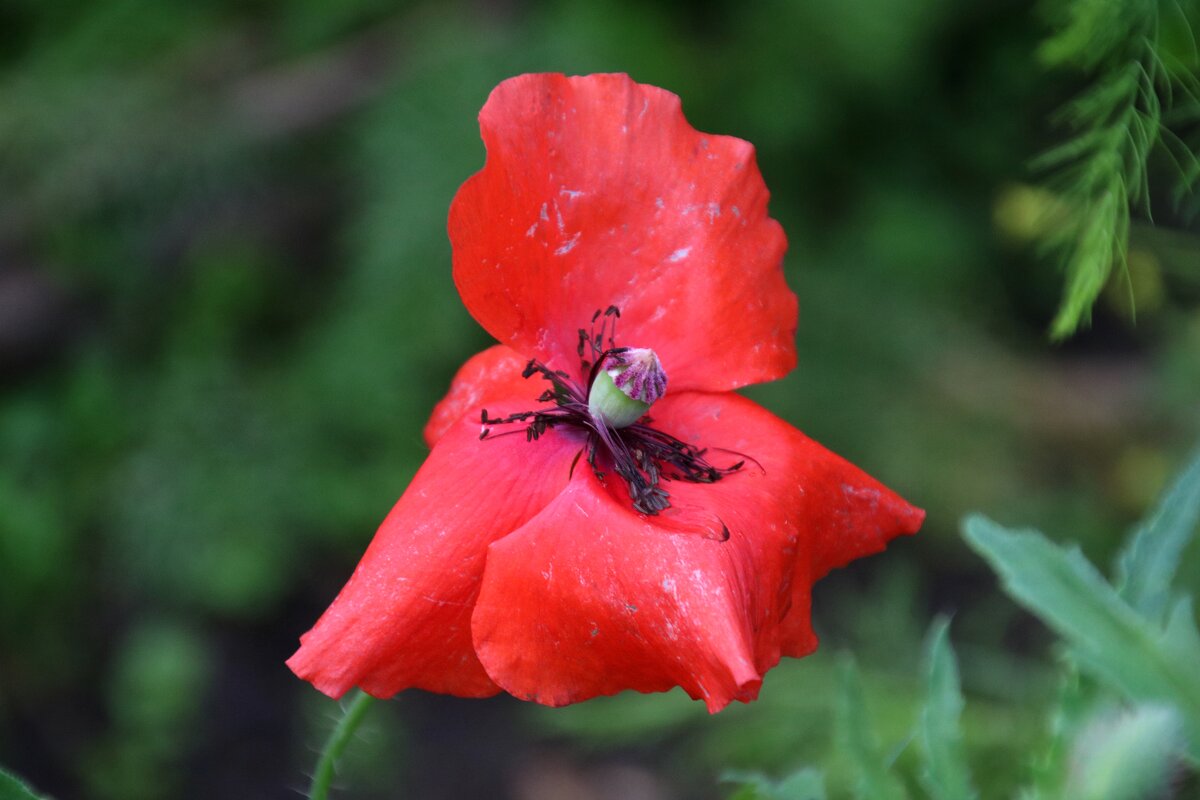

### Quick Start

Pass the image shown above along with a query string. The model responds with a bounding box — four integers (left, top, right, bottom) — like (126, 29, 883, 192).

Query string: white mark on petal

(843, 484, 882, 506)
(555, 232, 581, 255)
(419, 594, 471, 608)
(667, 247, 691, 262)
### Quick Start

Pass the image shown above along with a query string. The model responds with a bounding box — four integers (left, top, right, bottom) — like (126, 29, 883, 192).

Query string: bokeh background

(2, 1, 1198, 798)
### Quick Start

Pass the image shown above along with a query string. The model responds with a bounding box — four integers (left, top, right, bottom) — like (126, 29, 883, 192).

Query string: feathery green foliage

(1035, 0, 1200, 338)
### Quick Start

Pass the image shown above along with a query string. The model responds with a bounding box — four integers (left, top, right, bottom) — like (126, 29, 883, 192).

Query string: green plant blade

(1162, 597, 1200, 667)
(0, 768, 45, 800)
(963, 514, 1200, 760)
(1065, 704, 1185, 800)
(773, 770, 826, 800)
(723, 768, 826, 800)
(1115, 445, 1200, 622)
(917, 618, 977, 800)
(834, 656, 908, 800)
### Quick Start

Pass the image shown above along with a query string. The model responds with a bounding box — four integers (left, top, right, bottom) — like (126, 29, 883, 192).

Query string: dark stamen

(478, 307, 749, 517)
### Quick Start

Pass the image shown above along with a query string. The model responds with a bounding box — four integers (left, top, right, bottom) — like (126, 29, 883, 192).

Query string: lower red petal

(287, 400, 579, 699)
(470, 391, 923, 710)
(471, 474, 765, 713)
(646, 392, 925, 659)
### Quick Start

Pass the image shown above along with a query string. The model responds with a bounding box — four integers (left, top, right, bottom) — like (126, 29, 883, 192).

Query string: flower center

(479, 306, 746, 519)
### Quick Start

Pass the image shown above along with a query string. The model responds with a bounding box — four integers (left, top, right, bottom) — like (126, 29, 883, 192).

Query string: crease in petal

(425, 344, 536, 447)
(288, 399, 581, 699)
(449, 73, 796, 391)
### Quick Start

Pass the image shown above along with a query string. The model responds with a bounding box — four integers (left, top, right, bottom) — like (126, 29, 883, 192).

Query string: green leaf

(772, 770, 826, 800)
(722, 768, 826, 800)
(1115, 445, 1200, 622)
(1064, 704, 1185, 800)
(834, 656, 908, 800)
(1023, 666, 1090, 800)
(1162, 597, 1200, 667)
(917, 618, 977, 800)
(963, 514, 1200, 759)
(0, 768, 46, 800)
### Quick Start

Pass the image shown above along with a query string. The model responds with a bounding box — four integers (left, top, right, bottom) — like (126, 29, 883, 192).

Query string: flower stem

(309, 690, 376, 800)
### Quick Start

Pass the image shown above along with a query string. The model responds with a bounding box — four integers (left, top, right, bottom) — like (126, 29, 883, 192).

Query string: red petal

(287, 401, 579, 699)
(450, 73, 796, 392)
(641, 392, 925, 580)
(471, 475, 766, 712)
(470, 391, 922, 711)
(424, 345, 534, 447)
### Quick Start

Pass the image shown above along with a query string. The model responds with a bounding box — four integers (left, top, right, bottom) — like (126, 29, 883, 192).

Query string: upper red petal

(449, 73, 796, 391)
(424, 344, 534, 447)
(470, 391, 922, 711)
(287, 399, 579, 700)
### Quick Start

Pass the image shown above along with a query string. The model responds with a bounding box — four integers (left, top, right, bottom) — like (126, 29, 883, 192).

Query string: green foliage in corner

(0, 768, 46, 800)
(722, 444, 1200, 799)
(1035, 0, 1200, 338)
(964, 444, 1200, 796)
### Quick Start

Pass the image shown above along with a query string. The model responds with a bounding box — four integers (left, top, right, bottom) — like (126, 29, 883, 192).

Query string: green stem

(309, 690, 377, 800)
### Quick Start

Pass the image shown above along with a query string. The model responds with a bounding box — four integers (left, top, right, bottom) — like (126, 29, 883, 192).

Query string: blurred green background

(1, 0, 1198, 798)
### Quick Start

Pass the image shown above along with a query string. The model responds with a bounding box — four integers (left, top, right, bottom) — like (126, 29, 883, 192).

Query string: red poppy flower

(287, 73, 923, 712)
